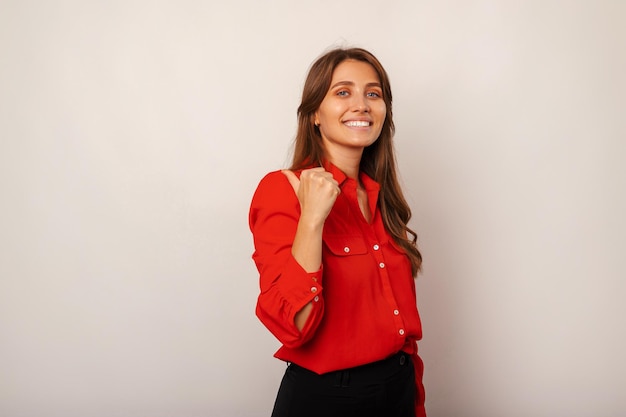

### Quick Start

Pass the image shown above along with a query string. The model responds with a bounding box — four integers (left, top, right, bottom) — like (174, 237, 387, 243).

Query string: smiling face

(314, 59, 387, 160)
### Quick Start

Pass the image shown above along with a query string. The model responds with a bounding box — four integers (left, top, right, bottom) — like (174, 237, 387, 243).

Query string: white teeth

(344, 121, 370, 127)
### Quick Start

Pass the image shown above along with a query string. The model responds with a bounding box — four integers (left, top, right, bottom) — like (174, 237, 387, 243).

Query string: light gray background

(1, 1, 625, 416)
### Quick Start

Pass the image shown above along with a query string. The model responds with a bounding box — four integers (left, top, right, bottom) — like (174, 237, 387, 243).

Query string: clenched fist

(282, 167, 340, 227)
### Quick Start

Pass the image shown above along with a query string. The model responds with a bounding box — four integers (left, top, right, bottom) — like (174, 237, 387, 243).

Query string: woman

(249, 47, 425, 417)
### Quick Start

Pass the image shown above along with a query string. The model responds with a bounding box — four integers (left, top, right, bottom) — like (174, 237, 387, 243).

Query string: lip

(342, 118, 373, 127)
(342, 117, 372, 123)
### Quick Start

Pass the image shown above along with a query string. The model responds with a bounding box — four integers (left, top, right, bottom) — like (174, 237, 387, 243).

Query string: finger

(281, 169, 300, 193)
(315, 171, 338, 187)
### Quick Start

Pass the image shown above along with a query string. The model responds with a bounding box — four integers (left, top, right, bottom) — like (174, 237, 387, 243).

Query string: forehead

(331, 59, 381, 84)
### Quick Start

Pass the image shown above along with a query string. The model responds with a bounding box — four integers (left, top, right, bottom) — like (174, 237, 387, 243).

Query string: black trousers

(271, 352, 416, 417)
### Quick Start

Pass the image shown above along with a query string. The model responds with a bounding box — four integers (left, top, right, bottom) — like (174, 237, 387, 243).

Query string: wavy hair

(290, 47, 422, 276)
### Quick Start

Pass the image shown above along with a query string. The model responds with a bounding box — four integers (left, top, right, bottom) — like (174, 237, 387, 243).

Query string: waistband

(289, 351, 412, 388)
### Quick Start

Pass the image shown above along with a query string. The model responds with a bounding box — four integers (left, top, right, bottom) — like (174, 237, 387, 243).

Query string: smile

(343, 121, 371, 127)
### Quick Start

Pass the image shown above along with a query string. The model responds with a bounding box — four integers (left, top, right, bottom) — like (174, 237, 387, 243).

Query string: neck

(325, 148, 363, 180)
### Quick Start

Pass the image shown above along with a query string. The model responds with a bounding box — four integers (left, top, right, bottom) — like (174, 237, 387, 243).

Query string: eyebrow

(330, 81, 382, 89)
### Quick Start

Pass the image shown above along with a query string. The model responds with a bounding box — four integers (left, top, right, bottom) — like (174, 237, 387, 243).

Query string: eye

(337, 90, 349, 97)
(367, 91, 382, 98)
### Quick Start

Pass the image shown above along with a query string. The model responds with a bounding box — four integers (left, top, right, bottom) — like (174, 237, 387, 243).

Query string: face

(314, 59, 386, 157)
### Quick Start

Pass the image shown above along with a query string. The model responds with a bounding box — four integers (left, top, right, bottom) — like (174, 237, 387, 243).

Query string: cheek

(375, 103, 387, 119)
(318, 101, 346, 121)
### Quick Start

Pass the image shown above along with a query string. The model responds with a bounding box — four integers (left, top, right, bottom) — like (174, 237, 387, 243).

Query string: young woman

(249, 47, 425, 417)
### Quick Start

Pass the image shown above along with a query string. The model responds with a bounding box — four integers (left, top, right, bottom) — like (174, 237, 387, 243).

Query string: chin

(353, 137, 379, 147)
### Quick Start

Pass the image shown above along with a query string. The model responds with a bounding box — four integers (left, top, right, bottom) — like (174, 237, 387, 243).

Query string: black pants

(271, 352, 416, 417)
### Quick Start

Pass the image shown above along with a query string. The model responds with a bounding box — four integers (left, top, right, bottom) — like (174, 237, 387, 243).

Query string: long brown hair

(290, 47, 422, 276)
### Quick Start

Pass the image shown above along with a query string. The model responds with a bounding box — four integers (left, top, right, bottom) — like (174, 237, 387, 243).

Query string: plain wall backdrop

(1, 1, 625, 416)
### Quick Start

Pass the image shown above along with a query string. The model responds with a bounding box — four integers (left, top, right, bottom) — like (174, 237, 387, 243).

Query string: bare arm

(283, 168, 339, 330)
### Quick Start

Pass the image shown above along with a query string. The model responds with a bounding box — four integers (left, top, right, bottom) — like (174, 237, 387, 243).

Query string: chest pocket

(386, 236, 408, 255)
(323, 236, 369, 257)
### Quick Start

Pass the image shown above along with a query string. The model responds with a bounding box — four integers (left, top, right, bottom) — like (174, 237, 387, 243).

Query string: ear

(313, 111, 320, 127)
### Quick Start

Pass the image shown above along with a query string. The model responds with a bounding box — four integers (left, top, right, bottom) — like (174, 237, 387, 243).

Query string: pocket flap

(323, 236, 368, 256)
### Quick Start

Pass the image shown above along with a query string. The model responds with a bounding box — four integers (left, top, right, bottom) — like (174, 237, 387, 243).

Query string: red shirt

(249, 162, 425, 416)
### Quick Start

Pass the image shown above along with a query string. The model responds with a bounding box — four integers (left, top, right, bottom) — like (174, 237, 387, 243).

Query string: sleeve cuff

(280, 255, 323, 310)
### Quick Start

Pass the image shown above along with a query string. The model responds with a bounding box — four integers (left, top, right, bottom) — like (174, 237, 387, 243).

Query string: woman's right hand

(282, 168, 340, 227)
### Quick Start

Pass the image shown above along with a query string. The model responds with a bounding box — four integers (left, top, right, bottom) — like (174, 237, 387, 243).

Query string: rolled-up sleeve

(249, 171, 325, 348)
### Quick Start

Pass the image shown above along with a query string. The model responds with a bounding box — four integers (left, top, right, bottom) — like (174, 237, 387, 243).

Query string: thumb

(281, 169, 300, 194)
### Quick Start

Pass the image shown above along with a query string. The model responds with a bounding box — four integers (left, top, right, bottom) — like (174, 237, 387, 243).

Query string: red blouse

(249, 162, 425, 416)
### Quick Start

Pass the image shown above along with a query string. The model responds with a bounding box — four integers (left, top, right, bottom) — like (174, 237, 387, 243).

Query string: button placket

(365, 232, 408, 342)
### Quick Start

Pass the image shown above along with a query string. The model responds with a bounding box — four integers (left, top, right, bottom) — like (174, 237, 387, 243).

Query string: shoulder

(251, 170, 299, 210)
(253, 170, 292, 197)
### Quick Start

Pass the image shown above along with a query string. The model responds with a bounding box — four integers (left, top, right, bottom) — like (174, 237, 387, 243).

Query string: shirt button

(393, 309, 399, 315)
(379, 262, 385, 268)
(343, 246, 350, 253)
(373, 244, 380, 251)
(314, 296, 319, 302)
(399, 329, 405, 336)
(311, 287, 317, 293)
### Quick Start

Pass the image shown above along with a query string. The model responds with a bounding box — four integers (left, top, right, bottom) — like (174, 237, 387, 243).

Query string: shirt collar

(322, 160, 348, 186)
(321, 160, 381, 193)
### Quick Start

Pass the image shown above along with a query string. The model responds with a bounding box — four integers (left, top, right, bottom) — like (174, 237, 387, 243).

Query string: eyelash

(336, 90, 382, 98)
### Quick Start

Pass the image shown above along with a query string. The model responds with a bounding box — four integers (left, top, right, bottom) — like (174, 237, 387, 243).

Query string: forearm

(291, 214, 324, 272)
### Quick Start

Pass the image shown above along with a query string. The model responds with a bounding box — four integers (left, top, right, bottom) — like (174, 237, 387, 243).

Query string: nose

(352, 94, 370, 113)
